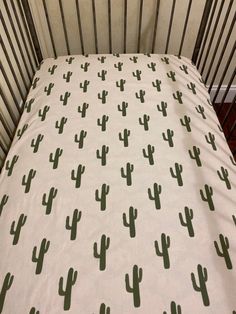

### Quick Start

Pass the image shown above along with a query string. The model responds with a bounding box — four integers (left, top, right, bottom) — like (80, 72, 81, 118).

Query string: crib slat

(178, 0, 192, 56)
(137, 0, 143, 53)
(0, 113, 13, 141)
(165, 0, 176, 54)
(92, 0, 98, 54)
(217, 69, 236, 116)
(124, 0, 127, 53)
(223, 94, 236, 130)
(151, 0, 160, 53)
(42, 0, 57, 58)
(108, 0, 112, 53)
(75, 0, 84, 55)
(0, 139, 7, 156)
(59, 0, 70, 55)
(0, 87, 17, 127)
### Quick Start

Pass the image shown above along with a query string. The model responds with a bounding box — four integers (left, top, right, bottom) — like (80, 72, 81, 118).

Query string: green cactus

(98, 90, 108, 104)
(94, 234, 110, 271)
(117, 102, 128, 116)
(214, 234, 232, 269)
(205, 132, 216, 151)
(63, 71, 72, 82)
(78, 103, 89, 117)
(144, 53, 151, 57)
(152, 79, 161, 91)
(5, 155, 19, 176)
(130, 56, 138, 63)
(179, 206, 194, 237)
(114, 61, 123, 71)
(31, 134, 44, 153)
(172, 91, 183, 104)
(29, 307, 40, 314)
(187, 82, 196, 94)
(97, 115, 109, 131)
(121, 162, 134, 186)
(154, 233, 170, 269)
(157, 101, 168, 117)
(71, 165, 85, 188)
(135, 89, 145, 103)
(58, 267, 78, 311)
(96, 145, 109, 166)
(95, 184, 110, 211)
(66, 209, 82, 240)
(55, 117, 67, 134)
(60, 91, 71, 106)
(81, 61, 90, 71)
(195, 105, 206, 119)
(80, 80, 90, 92)
(179, 64, 188, 74)
(42, 187, 58, 215)
(0, 272, 14, 313)
(44, 82, 54, 95)
(170, 163, 183, 186)
(22, 169, 36, 193)
(24, 98, 35, 112)
(148, 183, 162, 209)
(98, 56, 106, 63)
(17, 124, 28, 139)
(66, 56, 75, 64)
(116, 79, 126, 91)
(119, 129, 130, 147)
(99, 303, 110, 314)
(132, 69, 142, 80)
(97, 69, 107, 81)
(200, 184, 214, 211)
(217, 166, 231, 189)
(139, 114, 150, 130)
(191, 264, 209, 306)
(113, 53, 120, 57)
(188, 146, 201, 167)
(32, 238, 50, 274)
(123, 206, 138, 238)
(167, 71, 176, 81)
(162, 129, 174, 147)
(10, 213, 27, 245)
(48, 64, 57, 75)
(38, 105, 50, 121)
(125, 265, 143, 307)
(0, 194, 8, 216)
(163, 301, 182, 314)
(143, 144, 155, 165)
(32, 77, 39, 89)
(180, 115, 191, 132)
(49, 148, 63, 169)
(161, 56, 169, 64)
(147, 62, 156, 71)
(74, 130, 87, 149)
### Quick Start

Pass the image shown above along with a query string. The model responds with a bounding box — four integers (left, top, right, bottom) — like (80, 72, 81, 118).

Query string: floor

(214, 103, 236, 160)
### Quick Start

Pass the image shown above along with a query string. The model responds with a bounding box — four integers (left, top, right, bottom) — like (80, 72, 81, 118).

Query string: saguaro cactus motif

(121, 162, 134, 186)
(78, 103, 89, 118)
(60, 91, 71, 106)
(66, 209, 82, 241)
(66, 56, 75, 64)
(55, 117, 67, 134)
(96, 145, 109, 166)
(24, 98, 35, 112)
(98, 90, 108, 104)
(71, 165, 85, 188)
(172, 91, 183, 104)
(48, 64, 57, 74)
(143, 144, 155, 165)
(205, 132, 217, 151)
(63, 71, 72, 82)
(217, 167, 231, 189)
(200, 184, 214, 211)
(0, 272, 14, 313)
(147, 62, 156, 71)
(162, 129, 174, 147)
(38, 105, 50, 121)
(5, 155, 19, 176)
(116, 79, 126, 91)
(97, 115, 109, 131)
(44, 82, 54, 95)
(42, 187, 58, 215)
(99, 303, 110, 314)
(123, 206, 138, 238)
(97, 69, 107, 81)
(191, 264, 210, 306)
(74, 130, 87, 149)
(179, 206, 194, 237)
(135, 89, 145, 103)
(114, 61, 123, 71)
(157, 101, 168, 117)
(119, 129, 130, 147)
(179, 64, 188, 74)
(154, 233, 170, 269)
(167, 71, 176, 81)
(93, 234, 110, 271)
(49, 148, 63, 169)
(148, 183, 162, 209)
(17, 124, 28, 139)
(32, 238, 50, 274)
(98, 56, 106, 63)
(0, 194, 8, 216)
(152, 79, 161, 91)
(189, 146, 201, 167)
(132, 69, 142, 80)
(117, 102, 128, 116)
(58, 267, 78, 310)
(161, 56, 169, 64)
(214, 234, 232, 269)
(170, 163, 183, 186)
(195, 105, 206, 119)
(187, 82, 196, 94)
(10, 213, 27, 245)
(32, 77, 39, 89)
(130, 56, 138, 63)
(139, 114, 150, 130)
(125, 265, 143, 307)
(22, 169, 36, 193)
(29, 307, 39, 314)
(81, 61, 90, 71)
(163, 301, 182, 314)
(180, 115, 191, 132)
(80, 80, 90, 92)
(31, 134, 44, 153)
(95, 184, 110, 211)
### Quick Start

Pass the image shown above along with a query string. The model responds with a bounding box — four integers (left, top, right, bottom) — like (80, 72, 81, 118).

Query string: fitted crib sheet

(0, 54, 235, 314)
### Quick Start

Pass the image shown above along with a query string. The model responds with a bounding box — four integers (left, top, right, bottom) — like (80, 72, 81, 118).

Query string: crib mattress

(0, 54, 235, 314)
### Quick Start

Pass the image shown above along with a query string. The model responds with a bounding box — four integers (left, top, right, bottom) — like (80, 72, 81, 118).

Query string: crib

(0, 1, 235, 313)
